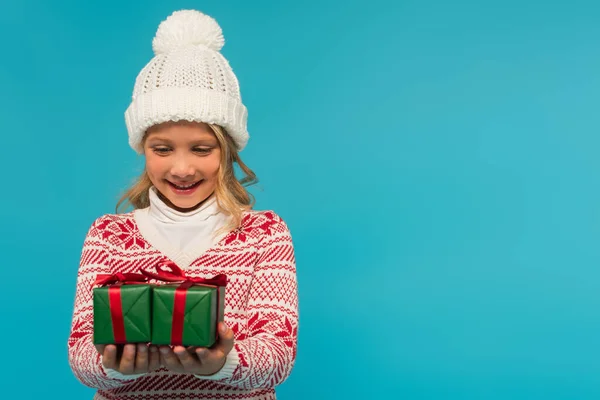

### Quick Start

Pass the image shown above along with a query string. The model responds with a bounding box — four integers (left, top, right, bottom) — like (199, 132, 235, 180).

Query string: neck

(148, 186, 220, 223)
(155, 189, 215, 213)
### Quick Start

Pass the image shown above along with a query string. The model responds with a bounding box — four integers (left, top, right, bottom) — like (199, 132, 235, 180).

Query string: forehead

(145, 121, 216, 141)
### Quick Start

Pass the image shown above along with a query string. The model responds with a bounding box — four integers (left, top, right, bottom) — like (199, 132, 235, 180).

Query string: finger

(195, 347, 211, 364)
(159, 346, 183, 372)
(173, 345, 200, 371)
(195, 346, 226, 374)
(134, 344, 148, 374)
(119, 344, 137, 375)
(186, 346, 203, 363)
(95, 344, 106, 355)
(102, 345, 118, 369)
(214, 322, 235, 355)
(149, 345, 160, 371)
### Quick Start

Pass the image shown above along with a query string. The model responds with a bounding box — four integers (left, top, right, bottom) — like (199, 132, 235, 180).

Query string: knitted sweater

(68, 202, 298, 400)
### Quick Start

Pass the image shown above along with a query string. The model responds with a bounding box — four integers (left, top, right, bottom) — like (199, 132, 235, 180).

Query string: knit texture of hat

(124, 10, 249, 153)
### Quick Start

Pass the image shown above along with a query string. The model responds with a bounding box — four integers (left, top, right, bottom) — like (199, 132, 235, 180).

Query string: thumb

(217, 322, 234, 355)
(219, 322, 228, 336)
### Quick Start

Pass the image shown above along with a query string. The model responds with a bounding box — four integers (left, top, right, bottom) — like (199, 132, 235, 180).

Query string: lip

(167, 179, 203, 194)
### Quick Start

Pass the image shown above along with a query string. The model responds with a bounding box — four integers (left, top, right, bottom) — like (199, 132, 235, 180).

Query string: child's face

(143, 121, 221, 212)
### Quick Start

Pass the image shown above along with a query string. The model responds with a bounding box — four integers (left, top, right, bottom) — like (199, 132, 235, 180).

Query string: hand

(95, 343, 161, 375)
(159, 322, 234, 376)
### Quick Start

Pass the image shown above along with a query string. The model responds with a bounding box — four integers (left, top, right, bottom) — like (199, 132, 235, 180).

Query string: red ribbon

(93, 272, 148, 343)
(141, 261, 227, 346)
(140, 262, 227, 287)
(94, 272, 148, 287)
(108, 287, 126, 343)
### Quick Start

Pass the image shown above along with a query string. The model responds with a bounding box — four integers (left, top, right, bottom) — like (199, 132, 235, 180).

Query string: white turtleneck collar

(148, 186, 220, 224)
(133, 187, 231, 269)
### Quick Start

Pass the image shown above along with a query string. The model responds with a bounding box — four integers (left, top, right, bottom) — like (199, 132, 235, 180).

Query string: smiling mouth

(168, 180, 203, 190)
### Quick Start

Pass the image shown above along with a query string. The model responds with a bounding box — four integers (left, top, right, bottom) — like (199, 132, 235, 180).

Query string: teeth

(173, 182, 197, 189)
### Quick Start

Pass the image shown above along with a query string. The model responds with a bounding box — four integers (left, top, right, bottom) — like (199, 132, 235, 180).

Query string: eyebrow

(146, 136, 217, 145)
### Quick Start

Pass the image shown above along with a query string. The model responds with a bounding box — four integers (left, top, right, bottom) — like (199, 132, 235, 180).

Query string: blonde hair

(116, 123, 258, 234)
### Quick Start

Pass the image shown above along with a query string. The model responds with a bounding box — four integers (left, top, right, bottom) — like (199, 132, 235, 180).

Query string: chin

(169, 198, 202, 210)
(164, 192, 212, 211)
(154, 181, 215, 211)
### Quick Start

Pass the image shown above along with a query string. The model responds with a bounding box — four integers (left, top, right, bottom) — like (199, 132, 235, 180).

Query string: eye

(152, 146, 171, 155)
(193, 147, 213, 155)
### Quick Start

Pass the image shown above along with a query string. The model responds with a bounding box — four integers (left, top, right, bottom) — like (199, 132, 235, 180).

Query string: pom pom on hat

(152, 10, 225, 54)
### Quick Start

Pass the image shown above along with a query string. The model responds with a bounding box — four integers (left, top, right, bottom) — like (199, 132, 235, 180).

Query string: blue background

(1, 0, 599, 398)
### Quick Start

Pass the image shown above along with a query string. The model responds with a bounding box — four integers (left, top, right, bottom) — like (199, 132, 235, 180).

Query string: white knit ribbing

(125, 86, 247, 153)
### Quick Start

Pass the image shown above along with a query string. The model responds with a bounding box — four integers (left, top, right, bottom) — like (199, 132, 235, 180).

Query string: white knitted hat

(125, 10, 249, 153)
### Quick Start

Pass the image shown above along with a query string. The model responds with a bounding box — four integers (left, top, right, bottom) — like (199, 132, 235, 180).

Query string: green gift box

(92, 273, 152, 344)
(141, 262, 227, 347)
(151, 283, 226, 347)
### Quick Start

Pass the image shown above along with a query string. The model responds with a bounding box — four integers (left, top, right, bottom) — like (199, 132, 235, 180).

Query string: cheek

(145, 154, 166, 177)
(202, 154, 221, 179)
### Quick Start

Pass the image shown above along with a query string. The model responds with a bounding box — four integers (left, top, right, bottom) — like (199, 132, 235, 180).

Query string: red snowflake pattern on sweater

(97, 216, 149, 250)
(232, 313, 298, 365)
(68, 209, 298, 400)
(224, 211, 279, 245)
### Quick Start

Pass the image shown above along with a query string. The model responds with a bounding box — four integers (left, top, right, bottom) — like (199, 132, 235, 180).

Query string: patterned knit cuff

(194, 347, 240, 381)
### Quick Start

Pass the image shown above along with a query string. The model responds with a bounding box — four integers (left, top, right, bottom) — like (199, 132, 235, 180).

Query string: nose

(169, 153, 196, 178)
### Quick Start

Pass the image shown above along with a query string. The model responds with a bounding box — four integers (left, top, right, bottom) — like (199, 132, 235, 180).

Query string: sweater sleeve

(198, 216, 299, 388)
(67, 216, 146, 389)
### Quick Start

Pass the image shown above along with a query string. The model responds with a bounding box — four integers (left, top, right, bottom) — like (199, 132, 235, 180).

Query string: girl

(67, 10, 298, 400)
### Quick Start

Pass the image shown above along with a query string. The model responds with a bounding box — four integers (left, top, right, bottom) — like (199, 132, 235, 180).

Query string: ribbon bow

(140, 261, 228, 288)
(93, 272, 148, 287)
